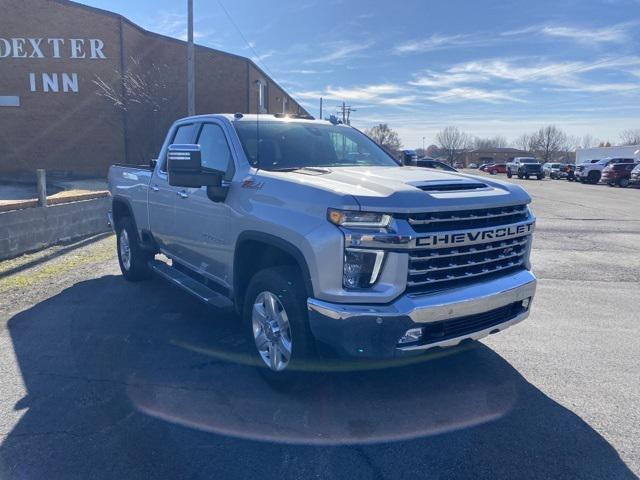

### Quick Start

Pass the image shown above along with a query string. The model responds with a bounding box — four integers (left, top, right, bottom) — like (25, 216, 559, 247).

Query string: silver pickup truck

(108, 114, 537, 378)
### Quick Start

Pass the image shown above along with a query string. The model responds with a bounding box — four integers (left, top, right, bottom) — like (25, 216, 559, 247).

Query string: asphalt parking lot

(0, 175, 638, 479)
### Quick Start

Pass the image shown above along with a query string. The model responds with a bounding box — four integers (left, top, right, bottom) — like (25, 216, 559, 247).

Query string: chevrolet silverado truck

(108, 114, 537, 378)
(506, 157, 544, 180)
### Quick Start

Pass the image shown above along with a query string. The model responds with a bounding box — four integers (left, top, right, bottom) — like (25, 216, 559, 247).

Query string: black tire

(517, 173, 523, 179)
(537, 174, 544, 180)
(618, 177, 630, 188)
(587, 171, 600, 184)
(524, 174, 530, 180)
(116, 217, 152, 281)
(490, 170, 497, 175)
(243, 266, 317, 387)
(507, 170, 513, 178)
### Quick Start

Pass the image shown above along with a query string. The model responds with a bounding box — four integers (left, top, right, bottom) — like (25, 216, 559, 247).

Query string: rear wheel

(587, 171, 601, 184)
(507, 170, 513, 178)
(537, 174, 543, 180)
(243, 266, 316, 386)
(116, 217, 152, 281)
(490, 170, 497, 175)
(618, 177, 630, 188)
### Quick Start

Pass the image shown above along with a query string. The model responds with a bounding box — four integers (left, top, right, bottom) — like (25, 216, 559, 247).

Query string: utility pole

(187, 0, 195, 116)
(319, 97, 323, 120)
(422, 136, 425, 155)
(336, 102, 356, 125)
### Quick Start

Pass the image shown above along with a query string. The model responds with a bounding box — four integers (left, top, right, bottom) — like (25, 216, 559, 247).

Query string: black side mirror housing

(167, 144, 223, 188)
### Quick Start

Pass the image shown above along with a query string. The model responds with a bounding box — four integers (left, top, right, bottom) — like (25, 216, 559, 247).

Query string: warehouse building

(0, 0, 307, 177)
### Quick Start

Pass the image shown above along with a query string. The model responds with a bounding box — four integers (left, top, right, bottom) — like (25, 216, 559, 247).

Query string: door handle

(177, 190, 189, 199)
(151, 185, 159, 192)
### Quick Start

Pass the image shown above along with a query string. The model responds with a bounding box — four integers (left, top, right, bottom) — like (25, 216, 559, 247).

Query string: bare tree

(94, 57, 176, 164)
(436, 126, 472, 164)
(531, 125, 567, 162)
(580, 133, 599, 149)
(473, 135, 508, 149)
(365, 124, 402, 157)
(619, 129, 640, 146)
(514, 133, 535, 152)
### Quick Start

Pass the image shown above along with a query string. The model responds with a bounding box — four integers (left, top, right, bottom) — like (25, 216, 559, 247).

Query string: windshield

(519, 158, 538, 163)
(234, 121, 399, 170)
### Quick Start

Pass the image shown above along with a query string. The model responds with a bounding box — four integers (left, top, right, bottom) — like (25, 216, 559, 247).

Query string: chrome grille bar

(407, 258, 525, 287)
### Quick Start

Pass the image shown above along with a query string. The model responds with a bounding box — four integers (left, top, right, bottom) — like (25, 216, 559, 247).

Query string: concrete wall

(0, 197, 110, 260)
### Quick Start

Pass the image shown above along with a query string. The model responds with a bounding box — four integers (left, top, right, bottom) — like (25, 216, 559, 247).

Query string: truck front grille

(403, 204, 528, 233)
(406, 205, 531, 295)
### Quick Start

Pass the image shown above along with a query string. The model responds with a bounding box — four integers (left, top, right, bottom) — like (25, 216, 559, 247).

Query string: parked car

(416, 158, 457, 172)
(506, 157, 544, 180)
(468, 163, 478, 169)
(543, 163, 564, 179)
(630, 164, 640, 186)
(453, 162, 464, 169)
(601, 162, 638, 187)
(478, 163, 492, 171)
(108, 113, 537, 381)
(576, 157, 635, 184)
(486, 163, 507, 175)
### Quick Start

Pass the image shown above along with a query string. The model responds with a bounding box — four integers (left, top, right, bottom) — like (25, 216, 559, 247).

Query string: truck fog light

(398, 328, 423, 344)
(522, 297, 531, 310)
(343, 249, 385, 289)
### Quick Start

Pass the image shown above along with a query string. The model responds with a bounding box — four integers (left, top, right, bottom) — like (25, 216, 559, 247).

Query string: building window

(257, 80, 267, 113)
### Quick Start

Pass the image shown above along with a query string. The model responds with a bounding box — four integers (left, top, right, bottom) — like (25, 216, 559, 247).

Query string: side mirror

(167, 144, 223, 188)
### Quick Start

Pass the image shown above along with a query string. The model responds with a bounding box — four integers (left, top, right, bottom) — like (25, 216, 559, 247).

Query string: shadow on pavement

(1, 275, 636, 479)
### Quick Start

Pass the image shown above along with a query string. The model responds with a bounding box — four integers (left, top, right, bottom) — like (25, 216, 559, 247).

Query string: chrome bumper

(307, 269, 536, 358)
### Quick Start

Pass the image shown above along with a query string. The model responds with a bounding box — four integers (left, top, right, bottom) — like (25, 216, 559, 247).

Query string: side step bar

(148, 259, 234, 310)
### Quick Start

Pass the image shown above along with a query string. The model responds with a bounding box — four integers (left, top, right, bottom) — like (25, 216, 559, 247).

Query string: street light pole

(187, 0, 195, 116)
(422, 136, 425, 155)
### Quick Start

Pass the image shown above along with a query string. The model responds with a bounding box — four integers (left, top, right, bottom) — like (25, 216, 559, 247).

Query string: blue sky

(78, 0, 640, 148)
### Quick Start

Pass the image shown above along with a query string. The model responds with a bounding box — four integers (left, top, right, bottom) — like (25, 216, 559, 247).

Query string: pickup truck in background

(108, 114, 537, 381)
(506, 157, 544, 180)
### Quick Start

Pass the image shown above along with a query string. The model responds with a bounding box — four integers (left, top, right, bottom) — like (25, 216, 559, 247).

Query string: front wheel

(244, 266, 316, 385)
(490, 170, 497, 175)
(507, 171, 513, 178)
(618, 177, 630, 188)
(537, 174, 544, 180)
(116, 217, 152, 281)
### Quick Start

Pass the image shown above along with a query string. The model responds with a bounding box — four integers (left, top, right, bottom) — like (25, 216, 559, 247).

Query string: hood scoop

(415, 182, 488, 193)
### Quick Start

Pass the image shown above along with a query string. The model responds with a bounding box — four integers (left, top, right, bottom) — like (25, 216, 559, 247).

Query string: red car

(601, 162, 638, 187)
(486, 163, 507, 175)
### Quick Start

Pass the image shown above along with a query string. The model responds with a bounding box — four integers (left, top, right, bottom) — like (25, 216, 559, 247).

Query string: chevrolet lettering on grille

(417, 222, 535, 247)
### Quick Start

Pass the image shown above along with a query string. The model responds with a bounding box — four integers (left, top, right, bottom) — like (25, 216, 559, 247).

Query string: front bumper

(307, 269, 536, 358)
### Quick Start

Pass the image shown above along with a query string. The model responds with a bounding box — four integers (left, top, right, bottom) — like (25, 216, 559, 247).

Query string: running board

(148, 259, 234, 310)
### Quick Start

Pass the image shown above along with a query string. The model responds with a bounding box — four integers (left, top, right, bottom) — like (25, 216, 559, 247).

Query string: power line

(216, 0, 279, 83)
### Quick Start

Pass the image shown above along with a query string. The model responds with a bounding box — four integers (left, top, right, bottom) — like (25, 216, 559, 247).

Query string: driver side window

(197, 123, 234, 178)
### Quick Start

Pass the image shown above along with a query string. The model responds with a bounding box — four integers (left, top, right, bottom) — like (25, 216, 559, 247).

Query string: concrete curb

(0, 191, 110, 213)
(0, 197, 111, 261)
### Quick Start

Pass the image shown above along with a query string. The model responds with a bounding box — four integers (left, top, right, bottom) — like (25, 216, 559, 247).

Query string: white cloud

(305, 41, 373, 64)
(294, 83, 412, 106)
(426, 87, 526, 104)
(502, 22, 634, 44)
(394, 33, 470, 53)
(142, 11, 212, 41)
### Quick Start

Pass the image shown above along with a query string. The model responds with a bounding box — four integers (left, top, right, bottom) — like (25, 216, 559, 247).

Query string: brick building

(0, 0, 307, 177)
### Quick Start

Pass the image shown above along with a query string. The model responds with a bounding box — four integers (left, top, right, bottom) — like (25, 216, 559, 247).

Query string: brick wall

(0, 0, 307, 177)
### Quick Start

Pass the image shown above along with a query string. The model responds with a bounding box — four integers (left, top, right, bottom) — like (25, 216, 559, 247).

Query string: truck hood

(274, 166, 531, 213)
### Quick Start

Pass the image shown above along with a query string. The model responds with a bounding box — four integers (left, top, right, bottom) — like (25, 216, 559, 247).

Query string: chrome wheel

(119, 228, 131, 271)
(252, 291, 292, 372)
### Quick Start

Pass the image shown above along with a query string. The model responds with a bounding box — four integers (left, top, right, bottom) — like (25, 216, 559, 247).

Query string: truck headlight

(328, 209, 391, 229)
(343, 248, 385, 289)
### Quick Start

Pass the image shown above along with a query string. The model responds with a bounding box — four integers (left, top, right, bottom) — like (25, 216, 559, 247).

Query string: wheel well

(234, 238, 313, 314)
(112, 198, 132, 231)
